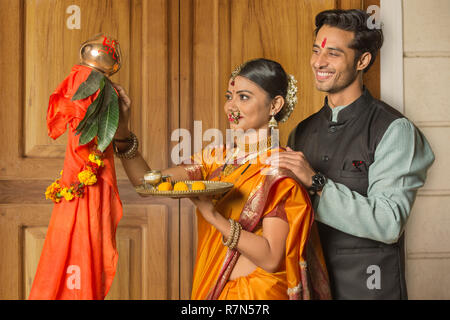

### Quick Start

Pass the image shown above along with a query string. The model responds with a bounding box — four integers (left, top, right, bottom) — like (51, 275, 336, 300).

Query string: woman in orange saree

(185, 146, 330, 300)
(112, 58, 331, 300)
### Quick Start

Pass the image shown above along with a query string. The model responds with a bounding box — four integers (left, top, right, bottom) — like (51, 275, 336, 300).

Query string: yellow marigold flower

(45, 180, 61, 200)
(78, 170, 97, 186)
(60, 188, 74, 201)
(60, 170, 64, 176)
(89, 153, 104, 167)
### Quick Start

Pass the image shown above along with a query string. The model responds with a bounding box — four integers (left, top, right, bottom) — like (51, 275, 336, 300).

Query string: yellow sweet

(191, 181, 206, 191)
(173, 181, 189, 191)
(157, 182, 173, 191)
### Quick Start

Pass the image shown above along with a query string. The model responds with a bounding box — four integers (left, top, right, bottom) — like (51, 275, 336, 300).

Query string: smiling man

(267, 9, 435, 299)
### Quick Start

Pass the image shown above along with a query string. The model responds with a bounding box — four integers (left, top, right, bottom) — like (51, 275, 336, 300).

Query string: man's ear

(271, 96, 285, 116)
(356, 52, 372, 72)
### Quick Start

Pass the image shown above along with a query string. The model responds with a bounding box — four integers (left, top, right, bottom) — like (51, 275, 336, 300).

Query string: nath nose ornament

(228, 111, 241, 124)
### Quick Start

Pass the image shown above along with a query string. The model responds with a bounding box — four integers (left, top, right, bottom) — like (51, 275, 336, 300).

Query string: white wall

(401, 0, 450, 300)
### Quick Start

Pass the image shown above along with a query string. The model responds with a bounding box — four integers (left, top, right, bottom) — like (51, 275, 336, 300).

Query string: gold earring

(268, 115, 278, 129)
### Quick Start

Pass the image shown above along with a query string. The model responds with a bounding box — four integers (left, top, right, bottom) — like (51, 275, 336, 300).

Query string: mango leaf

(75, 79, 106, 135)
(79, 116, 99, 146)
(72, 69, 105, 101)
(97, 83, 119, 152)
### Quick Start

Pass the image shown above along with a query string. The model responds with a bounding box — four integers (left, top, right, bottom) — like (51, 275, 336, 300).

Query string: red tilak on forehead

(231, 80, 235, 86)
(321, 38, 327, 48)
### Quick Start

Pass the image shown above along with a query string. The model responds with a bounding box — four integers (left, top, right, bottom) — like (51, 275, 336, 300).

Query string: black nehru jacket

(288, 88, 408, 300)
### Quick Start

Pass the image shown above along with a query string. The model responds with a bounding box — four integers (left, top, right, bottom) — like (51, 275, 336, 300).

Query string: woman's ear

(270, 96, 285, 116)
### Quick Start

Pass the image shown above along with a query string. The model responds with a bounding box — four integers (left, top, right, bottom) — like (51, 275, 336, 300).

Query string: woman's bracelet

(229, 221, 242, 250)
(222, 219, 236, 247)
(113, 131, 139, 159)
(222, 219, 242, 250)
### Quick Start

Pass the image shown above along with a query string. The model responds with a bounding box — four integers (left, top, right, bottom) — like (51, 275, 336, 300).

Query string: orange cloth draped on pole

(184, 147, 331, 300)
(28, 65, 123, 300)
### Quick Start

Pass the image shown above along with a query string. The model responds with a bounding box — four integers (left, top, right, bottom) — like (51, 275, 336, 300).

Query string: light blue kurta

(313, 108, 435, 244)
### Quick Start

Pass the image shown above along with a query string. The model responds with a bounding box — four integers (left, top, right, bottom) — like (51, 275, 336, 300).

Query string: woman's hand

(189, 196, 216, 222)
(112, 83, 131, 139)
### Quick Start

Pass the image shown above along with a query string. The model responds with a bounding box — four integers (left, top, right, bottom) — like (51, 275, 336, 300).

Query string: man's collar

(321, 87, 373, 124)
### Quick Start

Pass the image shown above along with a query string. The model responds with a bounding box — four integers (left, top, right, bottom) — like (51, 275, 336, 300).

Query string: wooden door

(0, 0, 183, 300)
(0, 0, 379, 300)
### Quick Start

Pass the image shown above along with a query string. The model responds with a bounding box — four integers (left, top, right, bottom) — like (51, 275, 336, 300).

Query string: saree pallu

(185, 147, 331, 300)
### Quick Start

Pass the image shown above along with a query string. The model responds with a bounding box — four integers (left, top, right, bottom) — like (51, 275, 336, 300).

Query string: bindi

(321, 37, 327, 48)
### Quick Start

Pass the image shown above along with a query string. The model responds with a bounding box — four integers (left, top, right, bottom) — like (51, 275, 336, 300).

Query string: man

(266, 9, 435, 299)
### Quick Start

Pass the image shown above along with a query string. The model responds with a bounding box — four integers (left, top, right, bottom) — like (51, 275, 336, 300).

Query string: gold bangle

(229, 221, 242, 250)
(113, 131, 139, 159)
(222, 219, 235, 247)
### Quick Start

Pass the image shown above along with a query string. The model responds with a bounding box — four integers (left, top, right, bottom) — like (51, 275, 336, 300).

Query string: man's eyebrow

(313, 44, 345, 54)
(327, 47, 345, 53)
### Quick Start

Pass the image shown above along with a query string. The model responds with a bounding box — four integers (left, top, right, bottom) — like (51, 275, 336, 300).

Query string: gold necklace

(220, 138, 273, 179)
(236, 136, 272, 154)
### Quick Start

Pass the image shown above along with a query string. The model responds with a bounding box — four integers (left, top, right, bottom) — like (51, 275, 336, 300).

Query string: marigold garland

(45, 150, 104, 203)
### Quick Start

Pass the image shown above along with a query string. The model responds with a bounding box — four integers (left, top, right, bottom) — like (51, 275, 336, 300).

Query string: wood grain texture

(188, 0, 335, 147)
(337, 0, 381, 99)
(23, 0, 131, 158)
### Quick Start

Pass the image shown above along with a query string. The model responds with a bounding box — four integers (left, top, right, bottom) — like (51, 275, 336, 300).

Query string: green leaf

(72, 69, 105, 101)
(75, 79, 105, 135)
(79, 116, 99, 146)
(97, 84, 119, 152)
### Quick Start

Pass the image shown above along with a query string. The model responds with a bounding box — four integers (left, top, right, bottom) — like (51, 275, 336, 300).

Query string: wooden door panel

(23, 0, 131, 158)
(0, 0, 181, 300)
(0, 204, 171, 300)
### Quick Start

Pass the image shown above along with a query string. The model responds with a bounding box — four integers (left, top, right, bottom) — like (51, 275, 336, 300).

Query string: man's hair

(315, 9, 384, 73)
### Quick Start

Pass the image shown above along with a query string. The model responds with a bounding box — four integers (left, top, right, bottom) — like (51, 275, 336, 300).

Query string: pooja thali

(135, 180, 234, 199)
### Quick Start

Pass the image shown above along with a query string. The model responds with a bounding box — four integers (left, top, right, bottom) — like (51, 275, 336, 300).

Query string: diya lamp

(143, 170, 162, 188)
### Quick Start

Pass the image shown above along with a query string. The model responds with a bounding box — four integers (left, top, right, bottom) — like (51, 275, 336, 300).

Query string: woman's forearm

(206, 210, 285, 273)
(115, 140, 190, 187)
(118, 150, 151, 186)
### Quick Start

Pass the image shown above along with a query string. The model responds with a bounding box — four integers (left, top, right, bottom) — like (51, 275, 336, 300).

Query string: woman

(112, 58, 331, 300)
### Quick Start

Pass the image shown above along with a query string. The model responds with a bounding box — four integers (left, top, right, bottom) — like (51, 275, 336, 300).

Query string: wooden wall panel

(23, 0, 131, 158)
(23, 227, 47, 297)
(188, 0, 336, 148)
(0, 204, 171, 300)
(0, 205, 53, 299)
(338, 0, 381, 99)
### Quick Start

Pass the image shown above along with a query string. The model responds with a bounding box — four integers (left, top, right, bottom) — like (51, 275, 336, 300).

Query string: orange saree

(184, 147, 331, 300)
